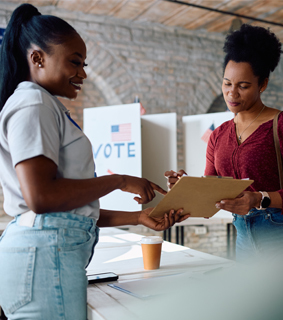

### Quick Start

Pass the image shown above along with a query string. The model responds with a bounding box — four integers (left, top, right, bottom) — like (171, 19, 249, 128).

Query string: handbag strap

(273, 111, 283, 189)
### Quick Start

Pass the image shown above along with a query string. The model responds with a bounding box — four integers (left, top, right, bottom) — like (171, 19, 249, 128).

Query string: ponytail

(0, 4, 77, 111)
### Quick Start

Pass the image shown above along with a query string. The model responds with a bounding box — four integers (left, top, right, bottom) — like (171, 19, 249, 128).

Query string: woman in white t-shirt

(0, 4, 189, 319)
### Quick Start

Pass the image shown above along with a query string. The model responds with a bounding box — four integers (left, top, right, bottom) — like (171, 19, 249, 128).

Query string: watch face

(262, 197, 271, 208)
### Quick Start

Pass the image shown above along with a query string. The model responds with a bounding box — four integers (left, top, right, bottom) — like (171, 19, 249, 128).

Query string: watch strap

(256, 191, 270, 210)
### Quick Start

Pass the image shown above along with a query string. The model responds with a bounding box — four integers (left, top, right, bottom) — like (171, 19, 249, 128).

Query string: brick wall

(1, 3, 283, 257)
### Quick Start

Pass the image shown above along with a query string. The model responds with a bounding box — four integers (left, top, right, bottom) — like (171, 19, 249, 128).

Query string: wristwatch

(256, 191, 271, 210)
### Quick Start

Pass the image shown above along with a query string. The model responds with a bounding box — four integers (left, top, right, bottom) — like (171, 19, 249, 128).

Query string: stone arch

(190, 70, 223, 115)
(207, 94, 227, 113)
(83, 37, 139, 107)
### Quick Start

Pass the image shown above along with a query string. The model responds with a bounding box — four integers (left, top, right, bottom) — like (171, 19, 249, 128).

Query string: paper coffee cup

(140, 236, 163, 270)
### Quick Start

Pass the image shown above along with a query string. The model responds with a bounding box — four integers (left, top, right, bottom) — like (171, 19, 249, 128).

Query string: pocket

(0, 247, 36, 314)
(59, 228, 91, 251)
(267, 212, 283, 225)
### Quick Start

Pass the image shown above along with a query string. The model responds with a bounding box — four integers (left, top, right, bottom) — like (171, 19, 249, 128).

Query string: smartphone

(87, 272, 119, 284)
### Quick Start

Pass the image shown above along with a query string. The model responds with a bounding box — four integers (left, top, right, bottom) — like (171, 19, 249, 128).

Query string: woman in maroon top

(166, 24, 283, 261)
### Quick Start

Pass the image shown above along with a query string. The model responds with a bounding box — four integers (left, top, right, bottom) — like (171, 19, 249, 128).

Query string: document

(108, 273, 187, 299)
(149, 176, 253, 218)
(107, 265, 232, 299)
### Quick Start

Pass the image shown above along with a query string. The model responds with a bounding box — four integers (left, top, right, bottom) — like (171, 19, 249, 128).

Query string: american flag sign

(111, 123, 131, 142)
(201, 124, 215, 143)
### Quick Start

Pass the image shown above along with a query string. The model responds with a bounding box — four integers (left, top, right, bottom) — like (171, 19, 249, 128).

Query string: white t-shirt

(0, 81, 99, 219)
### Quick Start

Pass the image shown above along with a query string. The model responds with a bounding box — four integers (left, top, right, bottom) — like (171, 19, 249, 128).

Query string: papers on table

(107, 264, 232, 299)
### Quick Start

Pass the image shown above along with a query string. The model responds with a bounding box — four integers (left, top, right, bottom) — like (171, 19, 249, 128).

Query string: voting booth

(141, 113, 177, 208)
(84, 104, 141, 212)
(181, 111, 235, 248)
(83, 104, 177, 211)
(183, 111, 234, 177)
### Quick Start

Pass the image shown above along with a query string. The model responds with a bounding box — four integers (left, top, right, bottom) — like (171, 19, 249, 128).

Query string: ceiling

(6, 0, 283, 40)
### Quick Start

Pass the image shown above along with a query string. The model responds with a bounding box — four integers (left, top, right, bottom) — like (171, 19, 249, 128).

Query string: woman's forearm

(15, 155, 164, 213)
(97, 209, 139, 227)
(19, 171, 126, 213)
(39, 175, 127, 213)
(15, 156, 126, 213)
(268, 191, 282, 209)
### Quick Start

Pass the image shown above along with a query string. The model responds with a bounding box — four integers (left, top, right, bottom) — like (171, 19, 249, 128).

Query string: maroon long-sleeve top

(205, 112, 283, 213)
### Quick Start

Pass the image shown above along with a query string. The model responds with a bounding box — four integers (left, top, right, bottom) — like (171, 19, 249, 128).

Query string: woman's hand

(215, 191, 262, 215)
(137, 207, 190, 231)
(121, 175, 167, 204)
(164, 169, 187, 190)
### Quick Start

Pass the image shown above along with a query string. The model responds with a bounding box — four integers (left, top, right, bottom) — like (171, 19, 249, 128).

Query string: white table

(165, 210, 236, 258)
(86, 227, 234, 320)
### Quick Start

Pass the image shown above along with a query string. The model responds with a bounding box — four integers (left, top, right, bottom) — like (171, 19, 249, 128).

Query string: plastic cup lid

(140, 236, 163, 244)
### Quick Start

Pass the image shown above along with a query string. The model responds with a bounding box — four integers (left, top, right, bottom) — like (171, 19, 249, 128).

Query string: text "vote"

(93, 142, 135, 159)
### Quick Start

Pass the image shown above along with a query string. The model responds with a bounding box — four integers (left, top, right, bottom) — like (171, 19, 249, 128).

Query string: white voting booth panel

(83, 104, 177, 212)
(84, 103, 141, 211)
(182, 111, 234, 221)
(183, 111, 234, 177)
(141, 113, 177, 209)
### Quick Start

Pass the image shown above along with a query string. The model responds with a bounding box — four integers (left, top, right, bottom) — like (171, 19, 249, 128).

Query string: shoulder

(210, 118, 234, 140)
(0, 82, 65, 137)
(274, 111, 283, 132)
(11, 81, 58, 108)
(276, 111, 283, 135)
(278, 111, 283, 123)
(207, 118, 234, 150)
(274, 111, 283, 145)
(1, 82, 62, 120)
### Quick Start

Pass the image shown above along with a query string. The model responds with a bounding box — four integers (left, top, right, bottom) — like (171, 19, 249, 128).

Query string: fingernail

(220, 201, 225, 204)
(173, 173, 177, 177)
(215, 203, 220, 208)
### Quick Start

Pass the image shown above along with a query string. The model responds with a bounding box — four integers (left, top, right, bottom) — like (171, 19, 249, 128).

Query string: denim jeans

(232, 208, 283, 262)
(0, 212, 99, 320)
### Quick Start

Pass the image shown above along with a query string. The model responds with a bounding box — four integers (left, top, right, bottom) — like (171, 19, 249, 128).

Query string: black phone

(87, 272, 119, 284)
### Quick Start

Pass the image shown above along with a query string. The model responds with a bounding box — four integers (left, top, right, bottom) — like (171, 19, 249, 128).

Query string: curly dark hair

(223, 24, 282, 85)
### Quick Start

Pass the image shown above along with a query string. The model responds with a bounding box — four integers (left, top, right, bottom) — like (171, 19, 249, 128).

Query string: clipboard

(149, 176, 254, 218)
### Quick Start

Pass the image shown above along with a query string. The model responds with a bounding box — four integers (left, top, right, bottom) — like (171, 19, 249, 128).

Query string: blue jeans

(0, 212, 99, 320)
(232, 208, 283, 262)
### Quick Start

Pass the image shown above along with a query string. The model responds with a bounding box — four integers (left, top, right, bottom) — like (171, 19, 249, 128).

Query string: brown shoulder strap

(273, 111, 283, 189)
